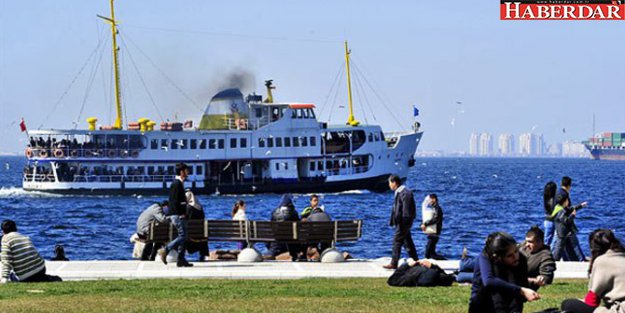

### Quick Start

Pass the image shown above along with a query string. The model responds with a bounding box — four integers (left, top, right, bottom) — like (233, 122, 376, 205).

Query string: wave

(0, 187, 63, 198)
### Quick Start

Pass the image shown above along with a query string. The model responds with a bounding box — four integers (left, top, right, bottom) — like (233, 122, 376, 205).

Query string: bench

(146, 219, 363, 253)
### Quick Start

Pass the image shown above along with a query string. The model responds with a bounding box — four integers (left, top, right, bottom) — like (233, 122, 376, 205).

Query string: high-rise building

(479, 133, 493, 156)
(519, 133, 532, 156)
(519, 133, 545, 156)
(469, 133, 479, 156)
(562, 141, 589, 157)
(498, 134, 514, 156)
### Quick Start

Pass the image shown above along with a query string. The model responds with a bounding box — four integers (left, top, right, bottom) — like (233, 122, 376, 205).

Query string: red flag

(19, 118, 27, 132)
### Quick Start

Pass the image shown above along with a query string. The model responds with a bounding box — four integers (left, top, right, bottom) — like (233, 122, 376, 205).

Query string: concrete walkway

(43, 259, 590, 281)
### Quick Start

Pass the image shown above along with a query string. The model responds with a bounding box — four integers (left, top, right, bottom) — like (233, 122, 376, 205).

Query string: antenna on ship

(97, 0, 123, 129)
(344, 41, 360, 127)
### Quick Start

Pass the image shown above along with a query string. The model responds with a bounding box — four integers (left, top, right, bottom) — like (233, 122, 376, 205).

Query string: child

(232, 200, 247, 250)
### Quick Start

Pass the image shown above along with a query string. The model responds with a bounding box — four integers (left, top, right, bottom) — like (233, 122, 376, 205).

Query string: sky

(1, 0, 624, 154)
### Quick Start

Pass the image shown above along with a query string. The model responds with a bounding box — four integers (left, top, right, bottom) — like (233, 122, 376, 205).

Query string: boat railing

(23, 174, 56, 182)
(325, 165, 370, 176)
(71, 174, 176, 183)
(26, 147, 142, 159)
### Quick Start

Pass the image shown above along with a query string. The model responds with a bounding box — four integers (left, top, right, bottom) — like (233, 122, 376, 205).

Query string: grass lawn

(0, 278, 586, 313)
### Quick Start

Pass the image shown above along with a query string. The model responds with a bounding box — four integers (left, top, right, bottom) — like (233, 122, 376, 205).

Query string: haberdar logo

(500, 0, 625, 20)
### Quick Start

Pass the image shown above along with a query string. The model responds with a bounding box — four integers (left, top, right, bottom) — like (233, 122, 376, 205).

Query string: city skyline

(467, 131, 587, 157)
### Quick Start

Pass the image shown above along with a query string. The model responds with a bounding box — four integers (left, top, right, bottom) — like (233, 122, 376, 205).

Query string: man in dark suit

(159, 163, 193, 267)
(383, 175, 418, 269)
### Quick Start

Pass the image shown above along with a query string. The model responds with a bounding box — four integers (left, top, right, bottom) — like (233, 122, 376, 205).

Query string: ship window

(309, 162, 315, 171)
(293, 136, 299, 147)
(302, 137, 308, 147)
(310, 136, 316, 146)
(196, 165, 203, 175)
(230, 138, 237, 148)
(275, 163, 279, 171)
(209, 139, 216, 149)
(271, 108, 280, 121)
(380, 132, 385, 141)
(171, 140, 179, 150)
(167, 166, 174, 175)
(368, 133, 373, 142)
(374, 133, 380, 141)
(255, 108, 263, 118)
(285, 137, 291, 147)
(291, 110, 297, 119)
(148, 166, 155, 175)
(190, 139, 197, 150)
(326, 160, 332, 169)
(318, 161, 323, 170)
(259, 138, 265, 148)
(161, 139, 168, 150)
(199, 139, 206, 149)
(285, 162, 288, 170)
(218, 139, 224, 149)
(303, 109, 309, 118)
(296, 109, 303, 119)
(309, 109, 316, 119)
(151, 139, 158, 150)
(268, 137, 274, 148)
(188, 166, 194, 175)
(240, 138, 247, 148)
(276, 137, 283, 147)
(180, 139, 188, 149)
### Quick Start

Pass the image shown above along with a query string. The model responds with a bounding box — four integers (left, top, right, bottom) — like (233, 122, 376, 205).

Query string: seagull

(450, 118, 456, 127)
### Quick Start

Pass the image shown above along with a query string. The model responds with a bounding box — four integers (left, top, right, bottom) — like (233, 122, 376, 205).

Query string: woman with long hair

(469, 232, 540, 313)
(543, 181, 558, 246)
(231, 200, 247, 250)
(561, 229, 625, 313)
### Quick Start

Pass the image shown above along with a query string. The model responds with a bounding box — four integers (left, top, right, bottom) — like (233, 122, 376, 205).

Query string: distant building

(479, 133, 493, 156)
(498, 134, 514, 156)
(519, 133, 544, 156)
(547, 143, 562, 156)
(469, 133, 479, 156)
(562, 141, 589, 158)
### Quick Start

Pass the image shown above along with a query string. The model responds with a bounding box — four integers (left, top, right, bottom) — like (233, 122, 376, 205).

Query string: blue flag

(413, 105, 419, 117)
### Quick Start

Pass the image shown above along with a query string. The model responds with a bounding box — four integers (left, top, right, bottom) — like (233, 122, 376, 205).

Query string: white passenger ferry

(22, 1, 423, 195)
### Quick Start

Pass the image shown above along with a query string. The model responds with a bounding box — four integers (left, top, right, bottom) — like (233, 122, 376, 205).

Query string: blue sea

(1, 156, 624, 261)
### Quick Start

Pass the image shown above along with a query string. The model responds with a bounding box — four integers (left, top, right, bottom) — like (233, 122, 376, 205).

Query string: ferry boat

(22, 0, 423, 195)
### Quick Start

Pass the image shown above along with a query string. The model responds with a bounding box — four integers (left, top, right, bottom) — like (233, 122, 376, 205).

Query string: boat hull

(585, 146, 625, 161)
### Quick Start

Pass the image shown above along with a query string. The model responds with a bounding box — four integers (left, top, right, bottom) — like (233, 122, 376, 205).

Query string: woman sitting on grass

(561, 229, 625, 313)
(469, 232, 540, 313)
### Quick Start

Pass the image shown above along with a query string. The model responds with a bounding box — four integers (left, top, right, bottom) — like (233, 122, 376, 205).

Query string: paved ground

(43, 259, 589, 281)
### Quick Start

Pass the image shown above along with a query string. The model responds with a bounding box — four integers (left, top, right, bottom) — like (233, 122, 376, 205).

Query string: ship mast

(344, 41, 360, 127)
(98, 0, 123, 129)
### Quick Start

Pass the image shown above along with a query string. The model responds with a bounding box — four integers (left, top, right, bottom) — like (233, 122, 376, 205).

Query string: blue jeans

(552, 233, 584, 261)
(457, 256, 476, 283)
(165, 215, 188, 261)
(544, 220, 555, 247)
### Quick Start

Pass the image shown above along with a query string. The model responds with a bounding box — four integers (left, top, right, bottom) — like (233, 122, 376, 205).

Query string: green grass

(0, 278, 587, 313)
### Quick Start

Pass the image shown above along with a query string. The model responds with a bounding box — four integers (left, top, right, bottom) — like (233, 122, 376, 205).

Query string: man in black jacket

(384, 175, 418, 269)
(159, 163, 193, 267)
(421, 194, 445, 260)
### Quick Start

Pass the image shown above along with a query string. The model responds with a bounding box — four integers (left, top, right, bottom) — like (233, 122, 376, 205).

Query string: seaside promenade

(42, 259, 589, 281)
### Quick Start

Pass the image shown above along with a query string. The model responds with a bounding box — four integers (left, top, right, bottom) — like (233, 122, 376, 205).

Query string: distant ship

(583, 132, 625, 161)
(21, 0, 423, 194)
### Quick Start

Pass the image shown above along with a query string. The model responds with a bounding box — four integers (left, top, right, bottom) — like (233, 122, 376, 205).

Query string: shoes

(158, 248, 168, 265)
(177, 260, 194, 267)
(382, 264, 397, 270)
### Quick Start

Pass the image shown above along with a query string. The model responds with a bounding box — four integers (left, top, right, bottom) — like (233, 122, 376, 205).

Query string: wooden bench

(147, 219, 363, 248)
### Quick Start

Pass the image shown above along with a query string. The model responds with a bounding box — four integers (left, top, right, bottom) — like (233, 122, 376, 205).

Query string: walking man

(384, 175, 418, 269)
(552, 176, 588, 261)
(159, 163, 193, 267)
(421, 194, 445, 260)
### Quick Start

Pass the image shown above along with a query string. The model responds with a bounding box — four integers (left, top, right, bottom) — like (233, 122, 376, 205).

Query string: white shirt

(394, 185, 406, 198)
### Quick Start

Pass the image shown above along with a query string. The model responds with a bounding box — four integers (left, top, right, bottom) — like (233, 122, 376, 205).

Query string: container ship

(583, 132, 625, 161)
(21, 0, 423, 195)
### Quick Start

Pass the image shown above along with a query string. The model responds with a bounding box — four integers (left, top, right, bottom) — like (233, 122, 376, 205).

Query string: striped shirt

(1, 232, 46, 281)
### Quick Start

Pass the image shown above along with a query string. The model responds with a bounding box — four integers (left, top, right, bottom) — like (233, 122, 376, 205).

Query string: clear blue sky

(1, 0, 624, 153)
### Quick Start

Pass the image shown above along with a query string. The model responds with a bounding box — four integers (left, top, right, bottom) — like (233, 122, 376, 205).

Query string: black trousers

(561, 299, 596, 313)
(425, 234, 439, 259)
(21, 268, 62, 283)
(469, 288, 524, 313)
(391, 224, 418, 265)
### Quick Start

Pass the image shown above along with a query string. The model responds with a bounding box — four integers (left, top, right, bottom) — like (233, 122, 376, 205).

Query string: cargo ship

(582, 132, 625, 161)
(21, 0, 423, 194)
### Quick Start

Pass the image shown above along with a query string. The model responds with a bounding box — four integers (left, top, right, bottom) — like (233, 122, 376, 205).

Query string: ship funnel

(199, 88, 249, 130)
(264, 80, 275, 103)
